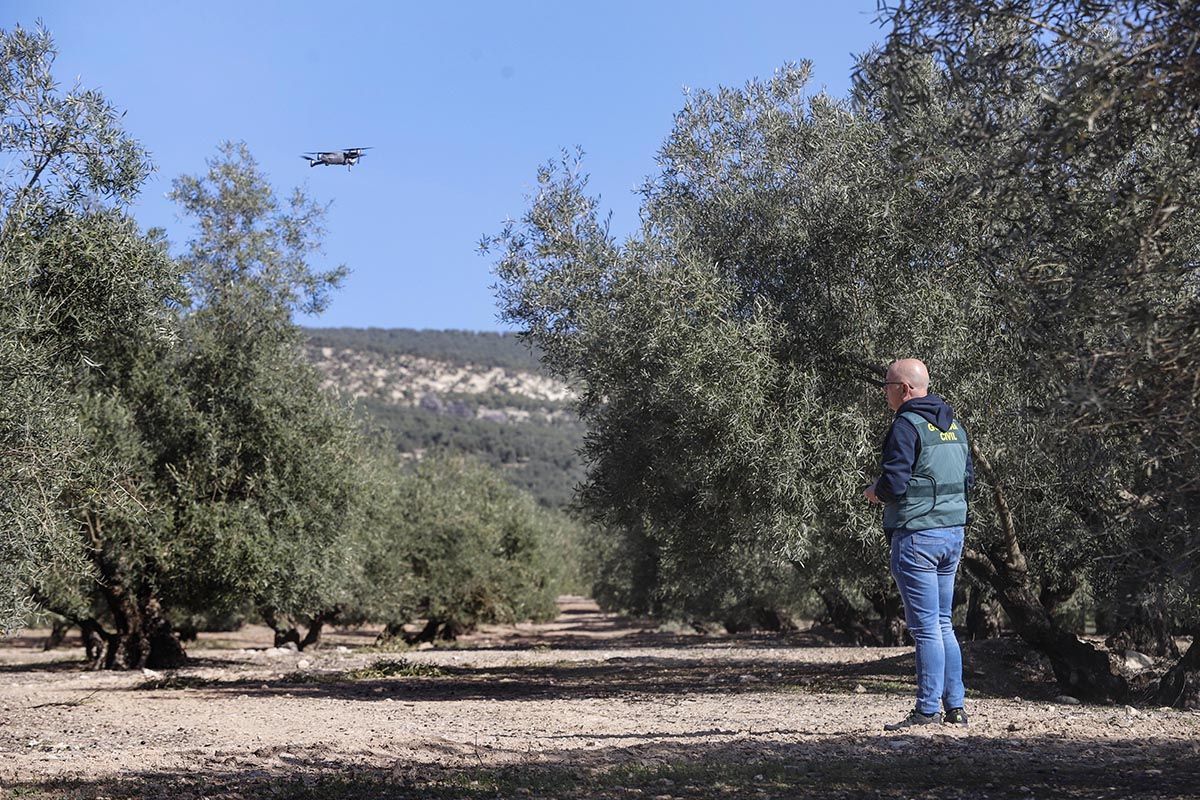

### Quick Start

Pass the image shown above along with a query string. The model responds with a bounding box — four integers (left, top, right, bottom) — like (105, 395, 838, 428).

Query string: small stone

(335, 646, 350, 653)
(1054, 695, 1081, 705)
(1124, 651, 1155, 672)
(141, 668, 162, 679)
(1123, 705, 1140, 717)
(854, 683, 867, 694)
(297, 659, 311, 670)
(282, 641, 299, 652)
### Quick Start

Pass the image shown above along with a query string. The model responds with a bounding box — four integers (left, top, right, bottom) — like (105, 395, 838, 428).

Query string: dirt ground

(1, 597, 1197, 799)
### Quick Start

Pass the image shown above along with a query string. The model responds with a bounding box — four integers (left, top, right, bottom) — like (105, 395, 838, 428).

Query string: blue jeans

(889, 526, 966, 715)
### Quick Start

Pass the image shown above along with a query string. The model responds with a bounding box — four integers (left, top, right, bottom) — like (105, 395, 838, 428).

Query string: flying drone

(301, 147, 372, 171)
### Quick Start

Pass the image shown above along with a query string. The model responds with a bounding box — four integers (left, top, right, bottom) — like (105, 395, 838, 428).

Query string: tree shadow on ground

(0, 652, 251, 675)
(0, 657, 93, 675)
(117, 637, 1056, 704)
(16, 732, 1199, 800)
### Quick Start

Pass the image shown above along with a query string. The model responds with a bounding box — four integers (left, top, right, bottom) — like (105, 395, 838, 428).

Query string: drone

(301, 147, 372, 171)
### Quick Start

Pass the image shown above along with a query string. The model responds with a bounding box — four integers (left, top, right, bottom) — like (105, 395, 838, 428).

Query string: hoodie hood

(897, 393, 956, 431)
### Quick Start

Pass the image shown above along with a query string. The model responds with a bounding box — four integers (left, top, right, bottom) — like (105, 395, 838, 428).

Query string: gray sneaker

(884, 709, 943, 731)
(943, 707, 969, 727)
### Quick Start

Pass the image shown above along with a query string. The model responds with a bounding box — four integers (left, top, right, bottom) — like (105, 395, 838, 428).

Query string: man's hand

(863, 480, 881, 505)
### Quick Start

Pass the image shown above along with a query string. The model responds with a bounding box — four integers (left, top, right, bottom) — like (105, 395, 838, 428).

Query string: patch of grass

(345, 658, 446, 680)
(136, 674, 219, 691)
(359, 636, 415, 654)
(277, 670, 342, 685)
(273, 658, 446, 685)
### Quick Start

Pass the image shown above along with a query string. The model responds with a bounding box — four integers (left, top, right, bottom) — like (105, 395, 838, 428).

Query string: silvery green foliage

(490, 61, 1110, 620)
(169, 141, 346, 318)
(0, 24, 158, 632)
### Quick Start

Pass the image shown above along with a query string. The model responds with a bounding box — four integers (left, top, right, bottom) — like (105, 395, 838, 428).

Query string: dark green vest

(883, 411, 970, 532)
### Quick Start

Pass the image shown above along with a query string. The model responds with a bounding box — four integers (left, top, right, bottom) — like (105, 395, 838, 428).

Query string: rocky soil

(1, 598, 1196, 799)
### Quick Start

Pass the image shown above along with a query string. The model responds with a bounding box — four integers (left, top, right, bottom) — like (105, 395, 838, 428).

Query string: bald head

(887, 359, 929, 393)
(883, 358, 930, 411)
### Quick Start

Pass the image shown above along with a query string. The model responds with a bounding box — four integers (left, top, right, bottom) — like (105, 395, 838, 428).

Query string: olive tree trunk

(816, 587, 882, 646)
(1103, 586, 1181, 659)
(964, 583, 1004, 641)
(966, 441, 1128, 703)
(1157, 632, 1200, 710)
(866, 587, 908, 646)
(260, 607, 339, 651)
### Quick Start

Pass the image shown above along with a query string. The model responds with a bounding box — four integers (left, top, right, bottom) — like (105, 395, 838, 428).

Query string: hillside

(304, 328, 585, 507)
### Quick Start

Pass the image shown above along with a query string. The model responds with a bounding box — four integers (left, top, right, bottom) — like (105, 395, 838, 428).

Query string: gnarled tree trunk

(42, 618, 71, 651)
(1157, 632, 1200, 710)
(966, 441, 1128, 703)
(1103, 585, 1181, 659)
(866, 587, 908, 646)
(816, 587, 881, 646)
(964, 584, 1004, 641)
(261, 607, 342, 651)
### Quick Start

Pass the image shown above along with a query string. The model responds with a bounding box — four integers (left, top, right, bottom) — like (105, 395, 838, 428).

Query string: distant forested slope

(304, 327, 584, 507)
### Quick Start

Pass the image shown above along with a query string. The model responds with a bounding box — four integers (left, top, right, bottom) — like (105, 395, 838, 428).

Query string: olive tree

(39, 143, 368, 666)
(0, 24, 164, 633)
(364, 452, 562, 643)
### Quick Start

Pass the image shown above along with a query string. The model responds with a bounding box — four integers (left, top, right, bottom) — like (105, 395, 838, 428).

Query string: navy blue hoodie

(876, 394, 975, 505)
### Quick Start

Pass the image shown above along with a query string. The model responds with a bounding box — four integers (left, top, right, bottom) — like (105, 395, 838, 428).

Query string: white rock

(141, 668, 162, 679)
(297, 659, 311, 670)
(335, 646, 350, 654)
(1054, 695, 1082, 705)
(1124, 651, 1155, 672)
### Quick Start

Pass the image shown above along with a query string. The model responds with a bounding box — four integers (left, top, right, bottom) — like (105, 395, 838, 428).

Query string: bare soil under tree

(1, 598, 1196, 799)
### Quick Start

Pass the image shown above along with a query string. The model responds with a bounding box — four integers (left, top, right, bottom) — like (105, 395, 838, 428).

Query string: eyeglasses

(880, 381, 907, 390)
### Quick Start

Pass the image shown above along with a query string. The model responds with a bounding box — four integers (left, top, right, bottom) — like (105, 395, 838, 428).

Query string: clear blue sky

(8, 2, 885, 331)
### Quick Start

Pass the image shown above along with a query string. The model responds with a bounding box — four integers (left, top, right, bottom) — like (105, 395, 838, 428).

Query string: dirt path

(1, 598, 1197, 799)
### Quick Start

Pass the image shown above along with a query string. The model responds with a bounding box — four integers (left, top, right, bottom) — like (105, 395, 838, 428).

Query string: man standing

(864, 358, 974, 730)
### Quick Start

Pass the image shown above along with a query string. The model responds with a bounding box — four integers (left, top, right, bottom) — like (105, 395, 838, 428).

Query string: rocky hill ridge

(310, 346, 572, 404)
